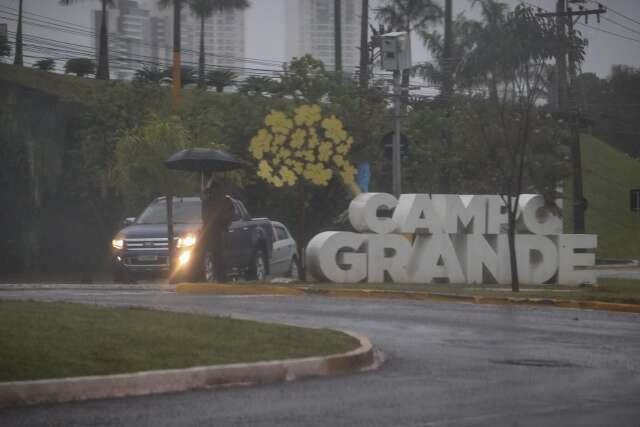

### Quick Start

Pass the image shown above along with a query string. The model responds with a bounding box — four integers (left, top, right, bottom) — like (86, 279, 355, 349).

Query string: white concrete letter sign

(307, 193, 597, 285)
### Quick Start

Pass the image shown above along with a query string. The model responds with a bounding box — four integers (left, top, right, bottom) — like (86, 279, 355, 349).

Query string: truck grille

(125, 238, 169, 251)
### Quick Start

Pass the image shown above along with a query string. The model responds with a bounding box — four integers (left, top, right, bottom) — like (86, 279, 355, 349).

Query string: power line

(0, 5, 286, 68)
(577, 21, 640, 44)
(601, 16, 640, 37)
(590, 1, 640, 28)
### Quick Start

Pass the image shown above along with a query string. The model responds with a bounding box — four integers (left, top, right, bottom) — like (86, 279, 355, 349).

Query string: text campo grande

(306, 193, 597, 285)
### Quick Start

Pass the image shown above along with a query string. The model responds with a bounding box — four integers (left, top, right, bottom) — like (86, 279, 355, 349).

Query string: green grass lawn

(0, 301, 359, 383)
(566, 135, 640, 259)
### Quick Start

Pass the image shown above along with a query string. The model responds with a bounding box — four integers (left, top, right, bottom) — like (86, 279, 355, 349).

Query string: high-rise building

(91, 0, 245, 80)
(182, 8, 246, 71)
(285, 0, 361, 72)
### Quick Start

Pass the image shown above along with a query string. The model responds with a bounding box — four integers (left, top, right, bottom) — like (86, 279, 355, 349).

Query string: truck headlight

(112, 239, 124, 250)
(177, 233, 197, 248)
(178, 251, 192, 267)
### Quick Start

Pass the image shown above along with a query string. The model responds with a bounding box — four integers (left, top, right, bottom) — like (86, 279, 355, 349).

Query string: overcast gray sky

(1, 0, 639, 77)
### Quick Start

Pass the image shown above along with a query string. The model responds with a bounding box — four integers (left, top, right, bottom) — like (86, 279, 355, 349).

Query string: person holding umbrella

(165, 148, 246, 282)
(201, 175, 234, 282)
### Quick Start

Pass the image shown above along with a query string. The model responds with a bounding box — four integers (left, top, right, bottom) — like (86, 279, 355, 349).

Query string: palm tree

(60, 0, 114, 80)
(206, 69, 237, 92)
(161, 65, 197, 87)
(14, 0, 23, 66)
(33, 58, 56, 72)
(468, 0, 510, 101)
(189, 0, 249, 88)
(238, 76, 277, 95)
(416, 16, 481, 94)
(134, 65, 165, 83)
(375, 0, 442, 101)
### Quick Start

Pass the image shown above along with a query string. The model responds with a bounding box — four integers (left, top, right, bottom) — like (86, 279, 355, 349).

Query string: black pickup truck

(111, 196, 274, 283)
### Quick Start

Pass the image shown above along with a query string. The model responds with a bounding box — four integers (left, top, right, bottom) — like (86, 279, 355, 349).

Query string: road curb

(175, 283, 640, 314)
(0, 331, 377, 409)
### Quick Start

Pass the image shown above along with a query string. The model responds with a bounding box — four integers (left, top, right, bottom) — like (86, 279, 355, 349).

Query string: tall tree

(13, 0, 23, 66)
(375, 0, 442, 102)
(159, 0, 185, 105)
(64, 58, 96, 77)
(359, 0, 369, 89)
(60, 0, 113, 80)
(206, 69, 237, 92)
(455, 5, 583, 290)
(468, 0, 509, 101)
(416, 16, 481, 92)
(188, 0, 249, 89)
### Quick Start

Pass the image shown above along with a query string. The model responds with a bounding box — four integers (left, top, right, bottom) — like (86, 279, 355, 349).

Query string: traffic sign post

(630, 189, 640, 213)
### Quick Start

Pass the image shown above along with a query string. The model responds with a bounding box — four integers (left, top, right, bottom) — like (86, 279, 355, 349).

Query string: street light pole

(392, 70, 402, 198)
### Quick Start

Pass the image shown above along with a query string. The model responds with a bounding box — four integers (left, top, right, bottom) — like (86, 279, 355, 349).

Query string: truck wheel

(249, 249, 267, 282)
(288, 256, 300, 280)
(112, 266, 134, 284)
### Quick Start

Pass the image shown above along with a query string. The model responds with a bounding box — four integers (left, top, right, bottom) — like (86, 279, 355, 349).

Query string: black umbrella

(165, 148, 246, 173)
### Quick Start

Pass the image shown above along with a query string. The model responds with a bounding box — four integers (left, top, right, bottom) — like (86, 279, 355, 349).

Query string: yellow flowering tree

(249, 104, 359, 279)
(249, 104, 358, 191)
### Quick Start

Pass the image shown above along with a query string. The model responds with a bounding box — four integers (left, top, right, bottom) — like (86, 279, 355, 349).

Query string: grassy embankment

(0, 301, 359, 382)
(566, 134, 640, 260)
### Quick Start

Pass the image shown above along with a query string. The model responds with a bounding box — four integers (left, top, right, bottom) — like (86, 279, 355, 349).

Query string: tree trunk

(507, 201, 520, 292)
(172, 0, 182, 106)
(334, 0, 342, 74)
(358, 0, 369, 89)
(96, 0, 110, 80)
(198, 15, 206, 89)
(13, 0, 23, 66)
(489, 71, 498, 102)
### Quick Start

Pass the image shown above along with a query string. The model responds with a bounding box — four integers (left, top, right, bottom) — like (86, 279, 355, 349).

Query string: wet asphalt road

(0, 288, 639, 427)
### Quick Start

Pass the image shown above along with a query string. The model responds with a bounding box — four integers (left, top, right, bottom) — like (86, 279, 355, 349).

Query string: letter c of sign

(348, 193, 398, 235)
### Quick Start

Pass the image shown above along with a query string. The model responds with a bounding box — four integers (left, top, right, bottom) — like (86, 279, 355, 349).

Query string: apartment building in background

(285, 0, 361, 72)
(92, 0, 245, 80)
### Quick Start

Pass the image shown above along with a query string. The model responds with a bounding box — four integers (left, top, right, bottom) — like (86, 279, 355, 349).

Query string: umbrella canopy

(165, 148, 246, 173)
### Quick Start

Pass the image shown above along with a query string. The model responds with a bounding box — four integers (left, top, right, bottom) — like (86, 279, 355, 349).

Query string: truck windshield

(136, 200, 202, 224)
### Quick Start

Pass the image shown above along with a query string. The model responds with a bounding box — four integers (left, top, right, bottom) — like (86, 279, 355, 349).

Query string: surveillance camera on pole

(380, 31, 411, 198)
(380, 31, 412, 72)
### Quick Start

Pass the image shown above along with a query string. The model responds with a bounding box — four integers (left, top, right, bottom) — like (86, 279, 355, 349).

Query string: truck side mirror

(123, 217, 136, 226)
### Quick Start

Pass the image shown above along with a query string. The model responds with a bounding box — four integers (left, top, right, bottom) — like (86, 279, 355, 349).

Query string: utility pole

(334, 0, 342, 74)
(381, 32, 411, 198)
(555, 0, 568, 111)
(359, 0, 369, 89)
(13, 0, 23, 66)
(172, 0, 182, 107)
(440, 0, 453, 193)
(537, 1, 605, 234)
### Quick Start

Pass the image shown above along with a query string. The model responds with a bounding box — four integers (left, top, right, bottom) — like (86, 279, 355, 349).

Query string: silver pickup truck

(110, 196, 296, 283)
